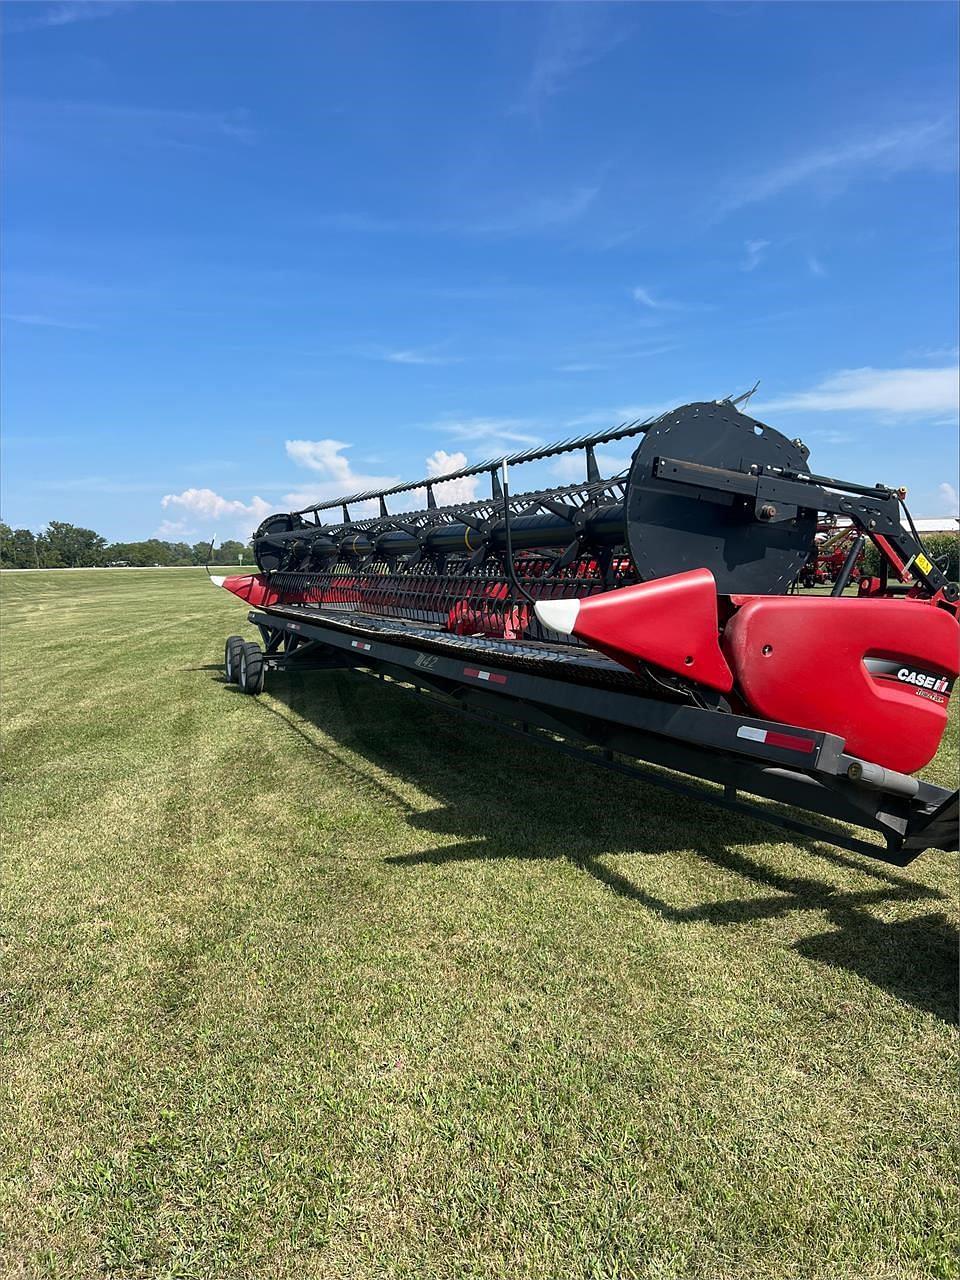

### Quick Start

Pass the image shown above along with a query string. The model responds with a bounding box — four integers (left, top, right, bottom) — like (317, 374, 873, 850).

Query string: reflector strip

(737, 725, 816, 753)
(737, 726, 766, 743)
(463, 667, 508, 685)
(351, 640, 372, 652)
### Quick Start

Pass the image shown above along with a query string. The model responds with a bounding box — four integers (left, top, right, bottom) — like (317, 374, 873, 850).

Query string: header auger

(215, 399, 959, 865)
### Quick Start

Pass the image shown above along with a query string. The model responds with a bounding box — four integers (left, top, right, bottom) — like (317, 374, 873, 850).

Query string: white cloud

(939, 483, 959, 518)
(424, 450, 478, 504)
(807, 254, 827, 277)
(282, 438, 399, 511)
(754, 366, 960, 417)
(741, 238, 771, 271)
(159, 488, 274, 541)
(716, 117, 956, 215)
(285, 439, 356, 483)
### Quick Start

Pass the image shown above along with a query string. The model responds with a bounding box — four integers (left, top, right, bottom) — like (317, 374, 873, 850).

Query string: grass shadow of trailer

(221, 664, 958, 1026)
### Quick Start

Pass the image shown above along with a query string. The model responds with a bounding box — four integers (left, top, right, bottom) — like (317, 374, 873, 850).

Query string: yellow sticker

(915, 552, 933, 574)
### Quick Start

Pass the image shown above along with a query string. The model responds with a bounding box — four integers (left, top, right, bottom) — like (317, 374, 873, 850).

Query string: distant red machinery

(799, 520, 868, 588)
(215, 400, 959, 864)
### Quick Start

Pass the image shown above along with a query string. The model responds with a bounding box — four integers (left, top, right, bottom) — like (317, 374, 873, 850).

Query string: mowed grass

(0, 568, 957, 1280)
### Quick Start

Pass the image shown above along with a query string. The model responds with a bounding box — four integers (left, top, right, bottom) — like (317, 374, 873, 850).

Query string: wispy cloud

(716, 117, 956, 216)
(563, 403, 669, 430)
(383, 347, 462, 367)
(755, 366, 959, 417)
(910, 345, 959, 361)
(550, 449, 633, 483)
(513, 5, 629, 119)
(741, 238, 771, 271)
(11, 99, 257, 146)
(471, 185, 600, 234)
(433, 418, 543, 449)
(938, 483, 959, 518)
(312, 184, 599, 239)
(5, 2, 131, 34)
(3, 312, 96, 330)
(632, 286, 684, 311)
(805, 429, 858, 447)
(155, 519, 193, 540)
(557, 342, 681, 373)
(807, 253, 827, 278)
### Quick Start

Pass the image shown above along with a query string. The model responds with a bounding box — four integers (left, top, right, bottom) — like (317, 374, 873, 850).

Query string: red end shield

(535, 569, 734, 692)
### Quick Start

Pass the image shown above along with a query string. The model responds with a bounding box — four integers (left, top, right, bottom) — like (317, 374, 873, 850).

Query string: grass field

(1, 568, 957, 1280)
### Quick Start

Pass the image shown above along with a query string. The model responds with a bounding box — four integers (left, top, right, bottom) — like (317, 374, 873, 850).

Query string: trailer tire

(224, 635, 245, 683)
(238, 642, 266, 695)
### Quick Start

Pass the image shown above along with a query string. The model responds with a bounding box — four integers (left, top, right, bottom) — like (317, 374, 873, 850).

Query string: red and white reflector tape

(351, 640, 372, 652)
(463, 667, 508, 685)
(737, 725, 816, 753)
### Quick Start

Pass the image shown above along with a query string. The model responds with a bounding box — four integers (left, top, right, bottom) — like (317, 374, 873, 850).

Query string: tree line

(0, 521, 254, 570)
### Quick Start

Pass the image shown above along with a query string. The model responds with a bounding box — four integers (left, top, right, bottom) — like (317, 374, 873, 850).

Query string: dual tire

(224, 635, 265, 695)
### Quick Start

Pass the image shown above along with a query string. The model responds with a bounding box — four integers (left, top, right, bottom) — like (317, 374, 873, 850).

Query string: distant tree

(116, 539, 171, 566)
(103, 539, 200, 567)
(37, 521, 106, 568)
(105, 541, 143, 566)
(214, 539, 247, 565)
(8, 528, 39, 569)
(169, 541, 195, 566)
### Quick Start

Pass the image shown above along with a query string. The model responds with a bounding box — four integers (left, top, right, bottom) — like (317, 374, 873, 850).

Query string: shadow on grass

(230, 668, 958, 1024)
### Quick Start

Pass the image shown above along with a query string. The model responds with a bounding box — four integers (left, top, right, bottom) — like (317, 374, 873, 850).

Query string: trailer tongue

(215, 400, 959, 865)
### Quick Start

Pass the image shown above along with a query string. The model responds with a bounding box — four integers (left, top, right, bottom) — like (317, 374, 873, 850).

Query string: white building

(911, 517, 960, 535)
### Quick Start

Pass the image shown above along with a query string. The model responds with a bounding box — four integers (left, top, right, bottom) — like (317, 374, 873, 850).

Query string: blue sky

(2, 0, 958, 543)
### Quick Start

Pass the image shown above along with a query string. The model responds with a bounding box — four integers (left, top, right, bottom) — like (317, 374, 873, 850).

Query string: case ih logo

(896, 668, 952, 694)
(864, 658, 954, 701)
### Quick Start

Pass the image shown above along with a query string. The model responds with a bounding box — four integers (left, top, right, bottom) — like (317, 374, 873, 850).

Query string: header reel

(253, 400, 956, 606)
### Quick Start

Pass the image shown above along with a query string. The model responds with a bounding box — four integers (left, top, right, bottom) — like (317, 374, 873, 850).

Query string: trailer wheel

(224, 635, 245, 683)
(238, 642, 266, 695)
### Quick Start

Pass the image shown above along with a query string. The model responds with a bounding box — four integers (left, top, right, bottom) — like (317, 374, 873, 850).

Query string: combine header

(214, 400, 959, 864)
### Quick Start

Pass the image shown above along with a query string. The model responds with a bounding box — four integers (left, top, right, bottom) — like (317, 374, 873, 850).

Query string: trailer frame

(231, 604, 958, 867)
